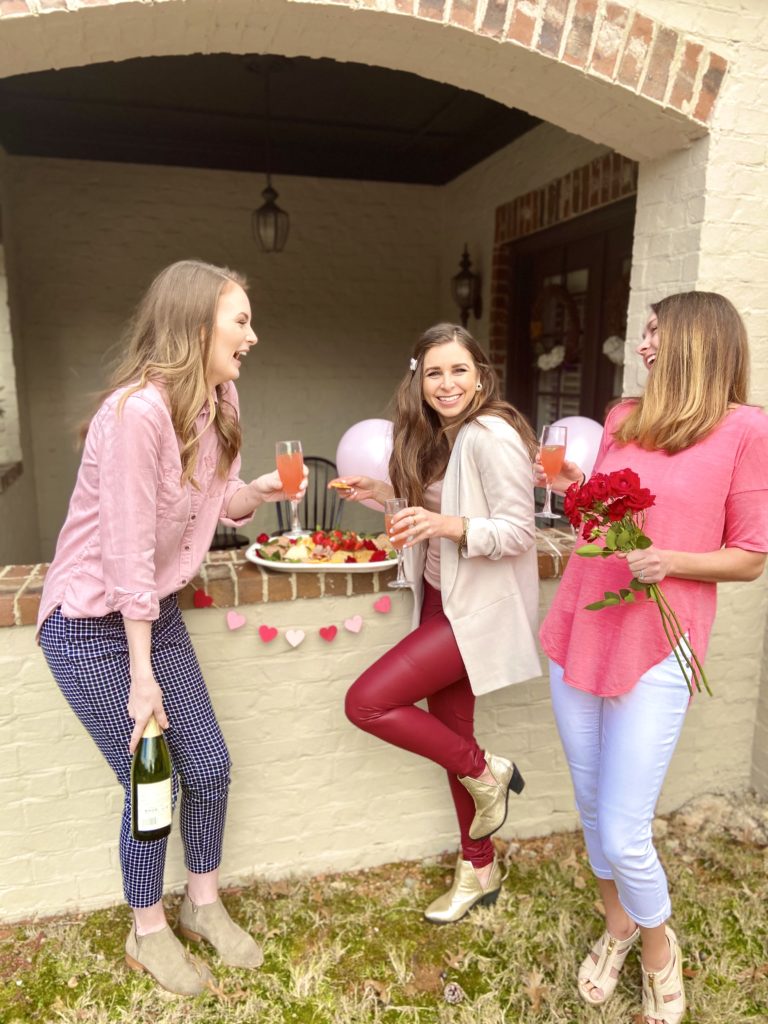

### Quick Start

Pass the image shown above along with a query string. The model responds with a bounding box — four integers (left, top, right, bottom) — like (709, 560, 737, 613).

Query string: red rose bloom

(608, 468, 641, 497)
(624, 488, 656, 512)
(588, 475, 611, 502)
(607, 498, 628, 521)
(564, 483, 582, 528)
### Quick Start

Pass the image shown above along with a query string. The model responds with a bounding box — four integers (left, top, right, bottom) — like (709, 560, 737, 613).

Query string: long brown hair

(83, 260, 247, 484)
(389, 323, 536, 506)
(615, 291, 749, 453)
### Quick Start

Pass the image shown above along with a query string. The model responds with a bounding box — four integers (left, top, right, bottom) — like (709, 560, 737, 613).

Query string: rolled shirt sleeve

(465, 420, 537, 560)
(217, 381, 255, 528)
(97, 395, 163, 620)
(220, 449, 256, 528)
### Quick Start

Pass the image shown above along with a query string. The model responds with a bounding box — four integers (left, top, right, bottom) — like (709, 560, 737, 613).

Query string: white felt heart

(344, 615, 363, 634)
(285, 629, 306, 648)
(226, 610, 247, 631)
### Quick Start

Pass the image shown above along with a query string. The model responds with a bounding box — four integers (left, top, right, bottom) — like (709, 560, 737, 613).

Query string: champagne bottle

(130, 715, 172, 841)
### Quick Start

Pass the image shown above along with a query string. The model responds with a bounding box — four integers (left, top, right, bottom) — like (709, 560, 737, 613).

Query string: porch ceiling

(0, 53, 540, 185)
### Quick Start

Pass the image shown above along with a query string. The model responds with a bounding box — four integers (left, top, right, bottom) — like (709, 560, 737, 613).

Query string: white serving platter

(244, 541, 398, 573)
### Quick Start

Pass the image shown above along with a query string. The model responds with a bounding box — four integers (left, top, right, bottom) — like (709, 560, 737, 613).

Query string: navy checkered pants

(39, 595, 231, 908)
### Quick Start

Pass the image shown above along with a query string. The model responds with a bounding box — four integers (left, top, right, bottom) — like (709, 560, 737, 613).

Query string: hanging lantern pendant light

(252, 58, 290, 252)
(253, 174, 290, 253)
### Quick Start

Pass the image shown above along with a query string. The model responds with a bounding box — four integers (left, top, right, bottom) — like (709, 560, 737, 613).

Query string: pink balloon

(335, 419, 393, 510)
(551, 415, 604, 478)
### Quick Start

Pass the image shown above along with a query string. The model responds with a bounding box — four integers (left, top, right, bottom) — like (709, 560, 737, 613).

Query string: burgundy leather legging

(345, 581, 494, 867)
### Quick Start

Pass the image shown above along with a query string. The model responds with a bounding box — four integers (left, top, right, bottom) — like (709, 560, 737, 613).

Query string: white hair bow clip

(409, 357, 418, 372)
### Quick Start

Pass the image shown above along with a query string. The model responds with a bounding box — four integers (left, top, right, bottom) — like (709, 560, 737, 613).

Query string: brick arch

(0, 0, 726, 161)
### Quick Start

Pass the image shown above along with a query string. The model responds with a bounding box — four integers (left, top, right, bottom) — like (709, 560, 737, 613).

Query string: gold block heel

(459, 751, 525, 840)
(178, 924, 203, 943)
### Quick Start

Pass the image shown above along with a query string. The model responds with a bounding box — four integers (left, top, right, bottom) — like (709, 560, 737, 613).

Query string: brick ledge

(0, 529, 574, 628)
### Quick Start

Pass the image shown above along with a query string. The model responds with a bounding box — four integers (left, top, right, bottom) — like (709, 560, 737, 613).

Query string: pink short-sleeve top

(539, 402, 768, 696)
(37, 379, 252, 632)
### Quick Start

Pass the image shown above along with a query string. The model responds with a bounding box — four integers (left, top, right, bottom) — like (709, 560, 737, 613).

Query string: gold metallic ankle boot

(458, 751, 525, 840)
(424, 855, 502, 924)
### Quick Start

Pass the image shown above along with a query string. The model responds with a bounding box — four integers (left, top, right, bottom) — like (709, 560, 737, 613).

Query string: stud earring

(475, 383, 482, 392)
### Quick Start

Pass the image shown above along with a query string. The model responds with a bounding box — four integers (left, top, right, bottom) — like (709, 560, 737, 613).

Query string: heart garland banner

(190, 592, 396, 648)
(193, 585, 396, 648)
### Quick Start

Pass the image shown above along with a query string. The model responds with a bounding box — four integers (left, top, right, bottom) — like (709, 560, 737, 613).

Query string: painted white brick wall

(1, 157, 442, 556)
(628, 0, 768, 794)
(1, 575, 763, 922)
(0, 247, 22, 467)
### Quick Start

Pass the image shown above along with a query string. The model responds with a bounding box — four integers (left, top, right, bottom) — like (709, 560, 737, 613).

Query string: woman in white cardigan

(341, 323, 540, 923)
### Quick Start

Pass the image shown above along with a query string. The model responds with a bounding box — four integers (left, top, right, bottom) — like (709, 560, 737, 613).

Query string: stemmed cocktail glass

(536, 425, 567, 520)
(384, 498, 410, 589)
(276, 440, 306, 537)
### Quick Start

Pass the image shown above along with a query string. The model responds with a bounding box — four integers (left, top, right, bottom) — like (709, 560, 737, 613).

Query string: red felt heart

(373, 595, 391, 614)
(319, 625, 337, 642)
(258, 625, 279, 643)
(193, 589, 214, 608)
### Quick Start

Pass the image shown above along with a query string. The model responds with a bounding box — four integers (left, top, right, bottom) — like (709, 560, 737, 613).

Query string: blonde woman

(539, 292, 768, 1023)
(37, 261, 305, 995)
(342, 324, 540, 923)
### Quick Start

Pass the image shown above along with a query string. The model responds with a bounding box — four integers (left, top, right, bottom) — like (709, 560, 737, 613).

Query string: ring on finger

(638, 569, 645, 580)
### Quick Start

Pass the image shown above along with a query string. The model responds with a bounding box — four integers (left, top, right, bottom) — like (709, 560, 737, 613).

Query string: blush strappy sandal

(640, 926, 686, 1024)
(578, 925, 640, 1004)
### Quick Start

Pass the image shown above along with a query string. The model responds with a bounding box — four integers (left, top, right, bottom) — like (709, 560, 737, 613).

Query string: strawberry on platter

(257, 529, 394, 565)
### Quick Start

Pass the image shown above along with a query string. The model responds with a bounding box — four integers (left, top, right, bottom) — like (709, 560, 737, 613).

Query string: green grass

(1, 795, 766, 1023)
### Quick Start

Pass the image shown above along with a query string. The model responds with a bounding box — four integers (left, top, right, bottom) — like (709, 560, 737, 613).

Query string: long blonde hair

(389, 323, 536, 506)
(84, 260, 247, 484)
(615, 291, 749, 453)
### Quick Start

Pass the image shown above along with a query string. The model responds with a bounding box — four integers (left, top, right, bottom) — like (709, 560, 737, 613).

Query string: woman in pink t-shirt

(38, 260, 305, 995)
(539, 292, 768, 1024)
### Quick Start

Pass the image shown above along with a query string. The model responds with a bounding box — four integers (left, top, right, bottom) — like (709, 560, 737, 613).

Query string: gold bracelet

(457, 516, 469, 554)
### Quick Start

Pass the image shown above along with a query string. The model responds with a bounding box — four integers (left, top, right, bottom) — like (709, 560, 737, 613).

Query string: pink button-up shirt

(37, 380, 252, 631)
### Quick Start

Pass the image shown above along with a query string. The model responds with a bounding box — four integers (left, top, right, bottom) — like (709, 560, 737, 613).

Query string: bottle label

(135, 780, 172, 831)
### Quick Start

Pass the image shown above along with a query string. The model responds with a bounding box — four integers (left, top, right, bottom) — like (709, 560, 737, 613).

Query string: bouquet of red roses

(565, 468, 710, 696)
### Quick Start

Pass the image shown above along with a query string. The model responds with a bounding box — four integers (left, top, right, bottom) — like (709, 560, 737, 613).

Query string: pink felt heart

(226, 610, 247, 631)
(258, 625, 279, 643)
(285, 629, 305, 648)
(344, 615, 363, 634)
(373, 595, 391, 614)
(319, 625, 338, 642)
(193, 589, 214, 608)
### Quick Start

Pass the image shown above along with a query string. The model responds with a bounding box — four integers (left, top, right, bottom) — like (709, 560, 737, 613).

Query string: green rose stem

(576, 510, 712, 697)
(647, 582, 711, 696)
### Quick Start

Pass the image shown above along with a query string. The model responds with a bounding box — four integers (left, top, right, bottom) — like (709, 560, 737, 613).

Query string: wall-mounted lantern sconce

(450, 244, 482, 328)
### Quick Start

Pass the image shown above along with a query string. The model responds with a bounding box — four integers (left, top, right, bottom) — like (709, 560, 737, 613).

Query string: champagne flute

(384, 498, 410, 589)
(536, 424, 567, 519)
(275, 440, 306, 537)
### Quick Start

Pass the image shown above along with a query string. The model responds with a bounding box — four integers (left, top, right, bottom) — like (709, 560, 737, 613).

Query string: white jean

(549, 652, 690, 927)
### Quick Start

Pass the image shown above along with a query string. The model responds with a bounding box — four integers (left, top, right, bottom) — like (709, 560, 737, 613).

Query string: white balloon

(335, 419, 393, 510)
(551, 415, 604, 478)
